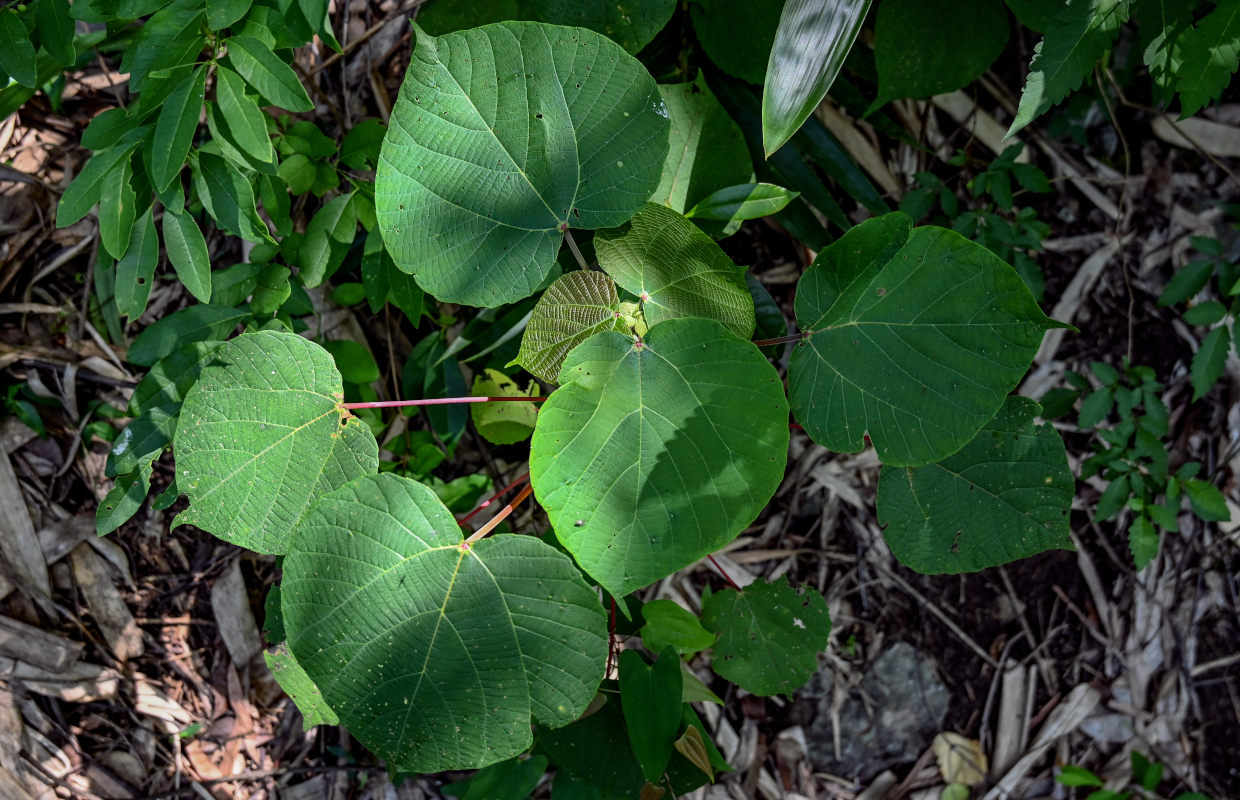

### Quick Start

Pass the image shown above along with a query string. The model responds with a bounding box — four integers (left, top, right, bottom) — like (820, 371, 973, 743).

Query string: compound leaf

(788, 212, 1064, 467)
(115, 206, 159, 321)
(376, 21, 669, 306)
(162, 211, 213, 303)
(529, 318, 789, 597)
(173, 331, 379, 554)
(512, 270, 628, 383)
(282, 473, 607, 772)
(595, 203, 755, 338)
(700, 577, 830, 697)
(529, 0, 676, 53)
(1176, 0, 1240, 117)
(875, 396, 1074, 574)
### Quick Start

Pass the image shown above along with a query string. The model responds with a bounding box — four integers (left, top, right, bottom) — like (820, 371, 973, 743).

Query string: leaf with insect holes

(788, 212, 1066, 467)
(529, 318, 788, 598)
(700, 577, 830, 697)
(376, 21, 669, 307)
(876, 396, 1074, 574)
(512, 270, 628, 383)
(173, 331, 379, 554)
(282, 473, 607, 772)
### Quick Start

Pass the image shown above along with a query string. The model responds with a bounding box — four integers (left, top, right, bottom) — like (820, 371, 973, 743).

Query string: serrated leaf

(470, 369, 539, 445)
(375, 21, 669, 307)
(640, 598, 717, 656)
(1008, 0, 1131, 136)
(529, 318, 788, 597)
(152, 64, 207, 192)
(226, 35, 314, 111)
(1176, 0, 1240, 116)
(263, 644, 339, 729)
(1185, 477, 1230, 521)
(1191, 325, 1228, 400)
(1129, 513, 1159, 569)
(686, 183, 797, 222)
(595, 203, 755, 338)
(115, 206, 159, 321)
(282, 473, 607, 772)
(761, 0, 871, 156)
(1134, 0, 1194, 96)
(36, 0, 76, 65)
(216, 66, 274, 163)
(871, 0, 1008, 108)
(0, 11, 37, 88)
(788, 212, 1064, 467)
(876, 396, 1075, 574)
(529, 0, 675, 54)
(653, 79, 753, 215)
(512, 270, 628, 383)
(619, 648, 683, 781)
(699, 577, 830, 697)
(173, 331, 379, 554)
(192, 151, 276, 245)
(162, 211, 212, 303)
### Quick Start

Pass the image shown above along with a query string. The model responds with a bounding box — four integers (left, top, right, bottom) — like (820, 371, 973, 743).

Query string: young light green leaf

(761, 0, 871, 156)
(700, 577, 830, 697)
(685, 183, 797, 222)
(283, 473, 607, 772)
(173, 331, 379, 554)
(595, 203, 756, 338)
(640, 598, 717, 656)
(299, 192, 356, 287)
(876, 396, 1075, 574)
(152, 64, 207, 191)
(56, 138, 142, 227)
(0, 11, 37, 88)
(162, 211, 212, 303)
(98, 155, 137, 260)
(512, 270, 628, 383)
(1185, 477, 1230, 522)
(619, 648, 683, 781)
(226, 35, 314, 112)
(653, 79, 753, 215)
(529, 318, 789, 597)
(216, 66, 274, 163)
(470, 369, 539, 445)
(115, 206, 159, 321)
(375, 22, 669, 306)
(192, 151, 276, 244)
(1008, 0, 1131, 136)
(1175, 0, 1240, 117)
(207, 0, 252, 31)
(788, 212, 1066, 467)
(529, 0, 675, 54)
(870, 0, 1008, 109)
(263, 644, 339, 730)
(35, 0, 76, 65)
(1191, 325, 1229, 401)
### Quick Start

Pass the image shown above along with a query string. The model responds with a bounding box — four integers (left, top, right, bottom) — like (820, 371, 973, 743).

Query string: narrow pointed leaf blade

(513, 270, 628, 383)
(0, 12, 37, 88)
(595, 203, 755, 338)
(36, 0, 76, 65)
(375, 22, 669, 307)
(876, 396, 1075, 574)
(152, 65, 207, 192)
(173, 331, 379, 554)
(162, 211, 213, 303)
(226, 35, 314, 111)
(700, 577, 830, 697)
(788, 212, 1066, 467)
(283, 473, 607, 772)
(685, 183, 797, 222)
(57, 140, 142, 228)
(192, 151, 276, 244)
(216, 66, 274, 163)
(529, 318, 789, 597)
(761, 0, 870, 157)
(98, 155, 137, 260)
(115, 206, 159, 321)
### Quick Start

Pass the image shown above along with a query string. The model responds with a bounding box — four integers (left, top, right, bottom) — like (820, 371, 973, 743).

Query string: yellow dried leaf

(932, 732, 988, 786)
(673, 725, 713, 781)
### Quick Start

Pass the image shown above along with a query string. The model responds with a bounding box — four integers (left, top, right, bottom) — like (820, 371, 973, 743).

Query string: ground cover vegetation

(0, 0, 1237, 797)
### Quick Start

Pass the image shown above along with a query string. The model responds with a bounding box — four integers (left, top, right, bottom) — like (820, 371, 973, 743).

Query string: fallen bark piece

(1, 657, 121, 702)
(210, 558, 263, 667)
(0, 614, 84, 672)
(70, 542, 144, 662)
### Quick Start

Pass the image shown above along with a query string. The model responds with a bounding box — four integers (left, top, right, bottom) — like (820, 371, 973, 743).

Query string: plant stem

(563, 229, 589, 270)
(752, 332, 805, 347)
(458, 473, 531, 526)
(342, 396, 547, 410)
(707, 554, 742, 591)
(463, 483, 534, 546)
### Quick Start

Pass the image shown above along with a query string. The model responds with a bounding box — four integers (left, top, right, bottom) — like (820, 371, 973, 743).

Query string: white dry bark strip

(931, 91, 1029, 162)
(1151, 115, 1240, 159)
(1034, 238, 1121, 366)
(982, 683, 1101, 800)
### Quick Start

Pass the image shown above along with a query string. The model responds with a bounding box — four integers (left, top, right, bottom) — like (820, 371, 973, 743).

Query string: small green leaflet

(788, 212, 1065, 467)
(152, 64, 207, 191)
(282, 473, 607, 772)
(192, 152, 276, 245)
(97, 456, 155, 536)
(56, 137, 143, 228)
(98, 155, 138, 260)
(595, 203, 756, 338)
(640, 598, 717, 656)
(529, 318, 789, 597)
(208, 0, 252, 31)
(226, 35, 314, 112)
(875, 396, 1075, 574)
(700, 577, 830, 697)
(115, 206, 159, 321)
(375, 21, 669, 306)
(618, 648, 683, 781)
(162, 211, 213, 303)
(216, 66, 274, 163)
(685, 183, 798, 222)
(263, 644, 339, 730)
(173, 331, 379, 554)
(512, 270, 628, 384)
(1191, 325, 1228, 401)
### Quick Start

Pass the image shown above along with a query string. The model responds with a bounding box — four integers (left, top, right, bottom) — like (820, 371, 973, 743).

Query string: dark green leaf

(162, 211, 213, 303)
(35, 0, 76, 65)
(130, 340, 224, 415)
(691, 0, 782, 84)
(108, 403, 178, 477)
(226, 35, 314, 111)
(151, 61, 206, 191)
(1077, 386, 1114, 428)
(192, 151, 276, 244)
(96, 457, 154, 536)
(1129, 513, 1159, 569)
(640, 598, 717, 656)
(529, 0, 675, 54)
(1056, 765, 1105, 787)
(263, 644, 339, 729)
(98, 154, 138, 260)
(208, 0, 252, 30)
(81, 108, 138, 150)
(652, 78, 753, 216)
(1183, 300, 1227, 326)
(1190, 325, 1228, 400)
(443, 756, 549, 800)
(686, 182, 797, 222)
(216, 66, 274, 163)
(619, 648, 683, 781)
(57, 138, 141, 227)
(0, 11, 37, 88)
(299, 192, 356, 287)
(1185, 477, 1230, 522)
(1175, 0, 1240, 117)
(128, 304, 246, 366)
(1159, 258, 1215, 306)
(320, 339, 379, 385)
(339, 118, 386, 169)
(115, 206, 159, 321)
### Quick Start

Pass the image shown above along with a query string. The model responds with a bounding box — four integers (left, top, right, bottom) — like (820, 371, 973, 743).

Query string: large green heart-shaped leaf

(788, 212, 1065, 467)
(173, 331, 378, 554)
(511, 270, 629, 383)
(595, 203, 755, 338)
(529, 318, 789, 597)
(376, 21, 669, 307)
(282, 473, 607, 772)
(876, 396, 1074, 574)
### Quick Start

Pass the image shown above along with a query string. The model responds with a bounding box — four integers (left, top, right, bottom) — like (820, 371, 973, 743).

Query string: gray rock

(798, 642, 951, 781)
